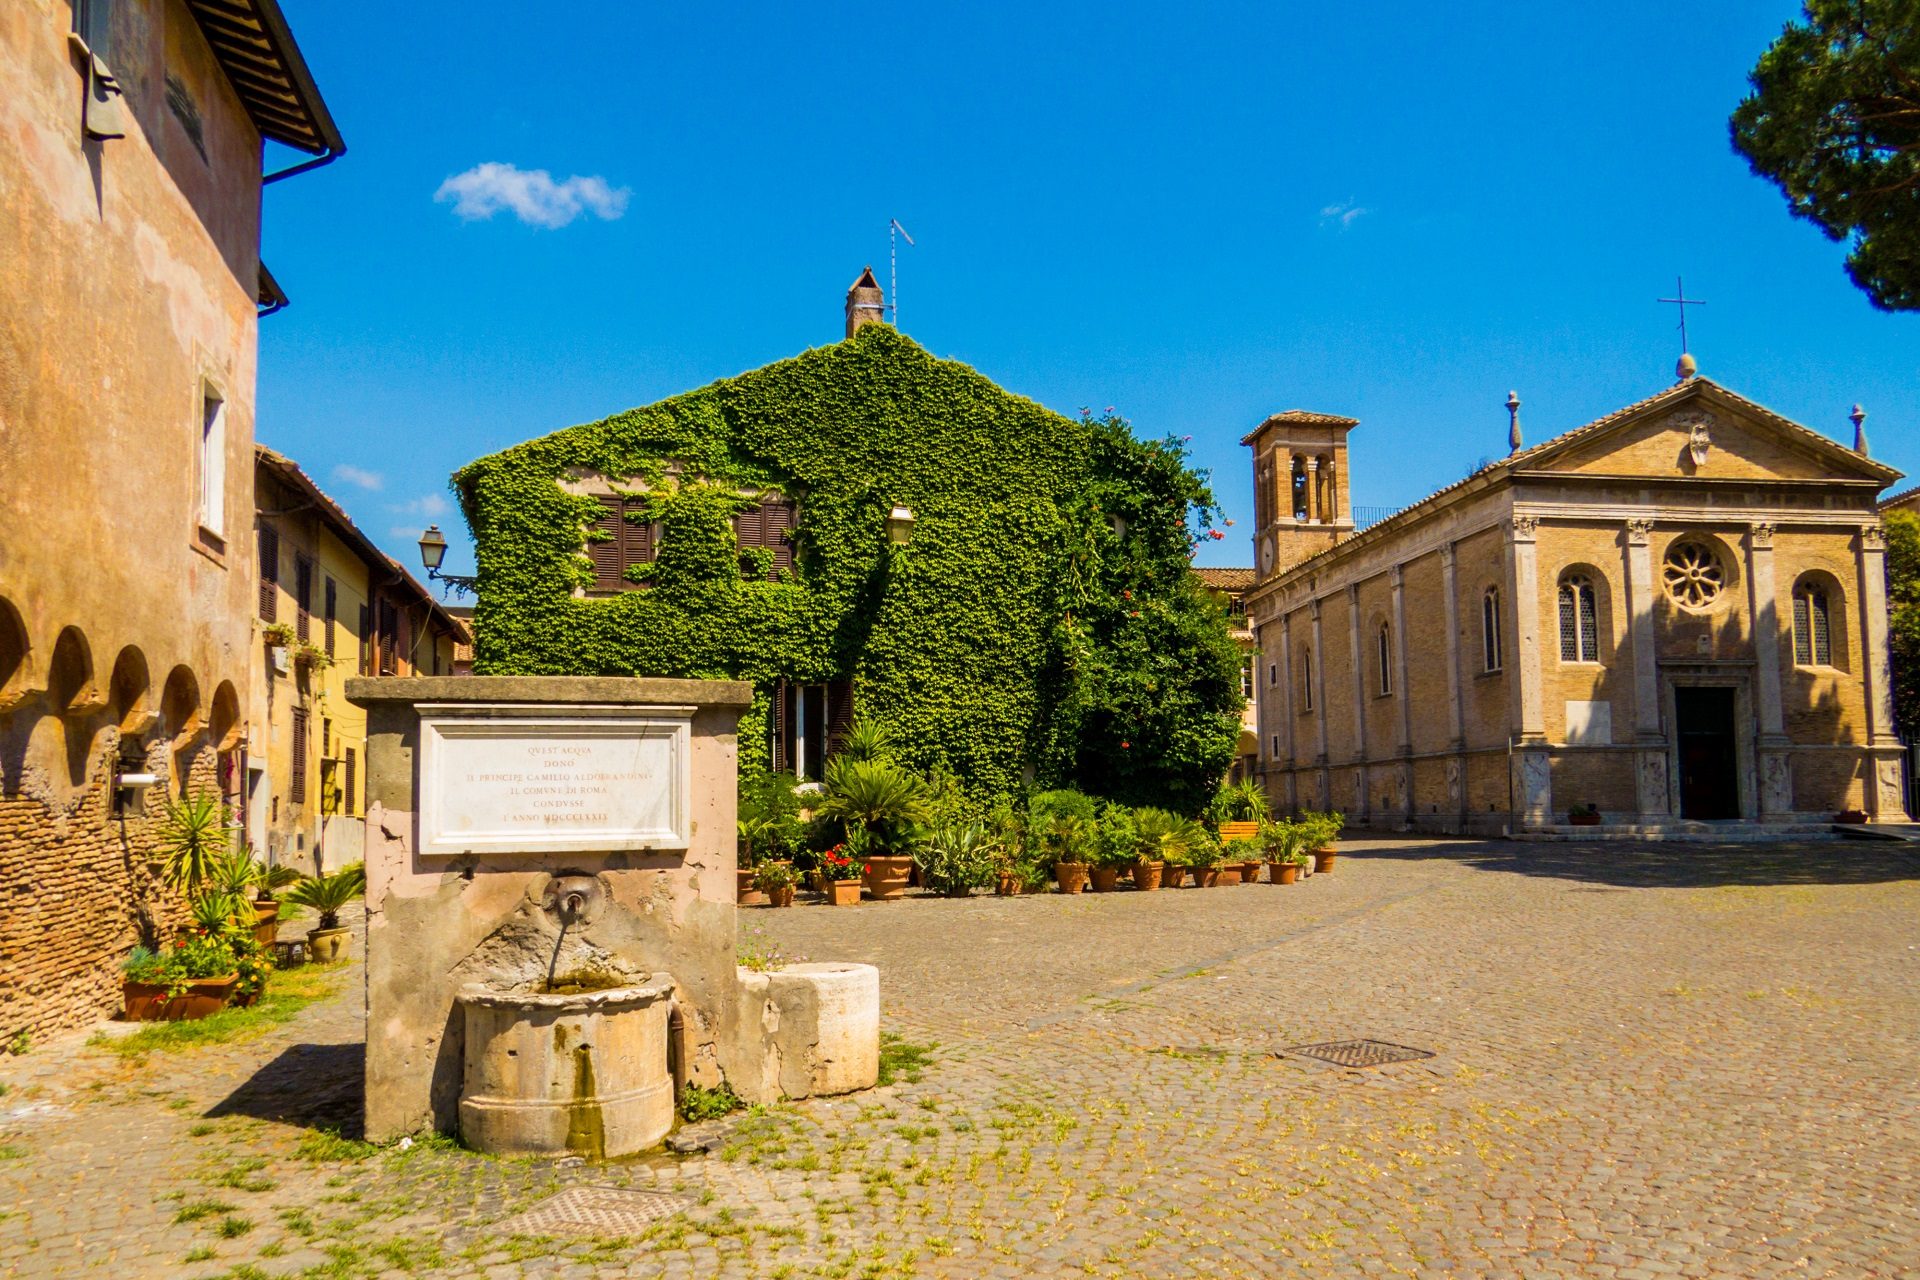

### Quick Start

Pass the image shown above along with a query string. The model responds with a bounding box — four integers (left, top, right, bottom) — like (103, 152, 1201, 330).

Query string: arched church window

(1377, 623, 1392, 695)
(1558, 575, 1599, 662)
(1301, 647, 1314, 711)
(1291, 457, 1308, 521)
(1662, 541, 1724, 610)
(1793, 584, 1832, 667)
(1482, 588, 1502, 672)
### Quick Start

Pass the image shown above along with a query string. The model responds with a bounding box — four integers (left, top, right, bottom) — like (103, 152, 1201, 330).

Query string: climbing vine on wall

(454, 325, 1241, 810)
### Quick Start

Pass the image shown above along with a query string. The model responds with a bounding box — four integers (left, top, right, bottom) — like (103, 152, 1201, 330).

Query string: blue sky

(259, 1, 1918, 579)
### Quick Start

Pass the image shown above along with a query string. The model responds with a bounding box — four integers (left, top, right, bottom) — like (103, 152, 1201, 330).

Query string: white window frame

(198, 382, 226, 539)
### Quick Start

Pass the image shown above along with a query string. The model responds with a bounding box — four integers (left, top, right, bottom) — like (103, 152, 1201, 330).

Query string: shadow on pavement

(1343, 835, 1920, 889)
(207, 1041, 365, 1137)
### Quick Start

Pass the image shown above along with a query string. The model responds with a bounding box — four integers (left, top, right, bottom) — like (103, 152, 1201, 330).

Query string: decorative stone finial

(1676, 352, 1698, 382)
(1851, 404, 1869, 456)
(1506, 390, 1522, 454)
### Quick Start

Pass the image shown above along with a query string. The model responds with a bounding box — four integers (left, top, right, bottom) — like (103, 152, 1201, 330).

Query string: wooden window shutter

(323, 579, 337, 657)
(357, 604, 370, 674)
(827, 679, 855, 757)
(769, 501, 797, 575)
(624, 501, 653, 582)
(290, 707, 308, 804)
(733, 503, 763, 551)
(590, 496, 624, 592)
(344, 747, 356, 816)
(378, 601, 398, 675)
(769, 681, 789, 773)
(258, 525, 279, 622)
(295, 556, 313, 642)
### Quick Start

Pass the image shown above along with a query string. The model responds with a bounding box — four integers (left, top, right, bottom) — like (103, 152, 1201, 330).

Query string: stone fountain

(345, 677, 879, 1152)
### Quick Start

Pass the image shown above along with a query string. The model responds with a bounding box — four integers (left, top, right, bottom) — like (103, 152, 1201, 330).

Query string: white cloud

(389, 493, 452, 519)
(332, 464, 383, 491)
(1319, 201, 1369, 230)
(435, 162, 629, 229)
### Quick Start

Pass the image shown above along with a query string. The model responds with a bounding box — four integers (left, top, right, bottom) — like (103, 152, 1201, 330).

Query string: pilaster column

(1857, 524, 1910, 820)
(1310, 594, 1329, 807)
(1746, 523, 1793, 819)
(1505, 515, 1550, 826)
(1346, 583, 1369, 824)
(1276, 615, 1297, 812)
(1390, 564, 1413, 829)
(1443, 545, 1466, 832)
(1624, 517, 1670, 818)
(1305, 458, 1321, 524)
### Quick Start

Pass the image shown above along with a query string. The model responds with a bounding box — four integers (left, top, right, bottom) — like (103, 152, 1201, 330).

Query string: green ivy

(453, 325, 1240, 810)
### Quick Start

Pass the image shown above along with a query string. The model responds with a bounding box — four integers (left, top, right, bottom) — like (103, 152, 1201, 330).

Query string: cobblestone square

(5, 837, 1920, 1278)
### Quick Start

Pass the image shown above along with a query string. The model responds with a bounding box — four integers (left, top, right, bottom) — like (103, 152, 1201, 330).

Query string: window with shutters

(1558, 575, 1598, 663)
(377, 600, 398, 675)
(290, 706, 308, 805)
(294, 555, 314, 643)
(257, 525, 279, 622)
(586, 494, 655, 593)
(198, 386, 225, 539)
(1482, 588, 1503, 672)
(357, 604, 370, 675)
(770, 678, 849, 779)
(734, 496, 798, 580)
(323, 578, 337, 657)
(1793, 581, 1833, 667)
(344, 747, 356, 816)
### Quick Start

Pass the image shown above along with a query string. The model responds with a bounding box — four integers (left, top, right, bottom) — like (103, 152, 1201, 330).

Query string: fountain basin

(457, 975, 675, 1158)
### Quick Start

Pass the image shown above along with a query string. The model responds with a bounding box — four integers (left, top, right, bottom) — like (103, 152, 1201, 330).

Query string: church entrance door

(1675, 686, 1740, 819)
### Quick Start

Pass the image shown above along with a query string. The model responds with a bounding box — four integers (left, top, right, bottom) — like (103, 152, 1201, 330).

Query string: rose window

(1662, 541, 1724, 609)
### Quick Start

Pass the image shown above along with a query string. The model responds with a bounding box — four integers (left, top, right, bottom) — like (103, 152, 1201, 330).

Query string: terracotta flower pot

(737, 868, 767, 906)
(125, 975, 238, 1022)
(1270, 861, 1300, 885)
(864, 855, 914, 902)
(307, 926, 351, 964)
(1054, 861, 1089, 894)
(1241, 861, 1263, 884)
(1160, 864, 1185, 888)
(1131, 860, 1162, 892)
(828, 879, 862, 906)
(995, 873, 1018, 896)
(768, 885, 796, 908)
(1089, 866, 1121, 893)
(1312, 850, 1337, 874)
(1193, 866, 1220, 888)
(1214, 864, 1242, 886)
(251, 899, 281, 948)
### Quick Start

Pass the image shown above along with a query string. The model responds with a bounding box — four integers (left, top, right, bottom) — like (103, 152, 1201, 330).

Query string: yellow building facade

(1246, 371, 1909, 836)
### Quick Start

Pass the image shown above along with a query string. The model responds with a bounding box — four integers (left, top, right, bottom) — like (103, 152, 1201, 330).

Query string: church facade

(1244, 368, 1909, 835)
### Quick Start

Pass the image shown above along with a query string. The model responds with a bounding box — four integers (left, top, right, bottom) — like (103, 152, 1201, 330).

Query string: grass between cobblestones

(90, 966, 348, 1058)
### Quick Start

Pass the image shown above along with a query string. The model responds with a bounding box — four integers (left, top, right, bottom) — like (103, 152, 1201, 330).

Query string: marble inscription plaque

(417, 704, 691, 855)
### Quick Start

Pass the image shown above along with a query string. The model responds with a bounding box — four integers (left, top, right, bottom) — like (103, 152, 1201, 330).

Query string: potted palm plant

(284, 863, 365, 962)
(921, 820, 998, 898)
(1089, 806, 1137, 893)
(1259, 818, 1310, 885)
(819, 756, 927, 902)
(1186, 831, 1224, 887)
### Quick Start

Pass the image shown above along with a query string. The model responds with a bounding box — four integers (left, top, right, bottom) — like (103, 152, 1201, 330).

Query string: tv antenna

(888, 219, 914, 329)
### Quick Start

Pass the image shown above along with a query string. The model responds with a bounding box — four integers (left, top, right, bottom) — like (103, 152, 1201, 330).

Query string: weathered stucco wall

(0, 0, 263, 1041)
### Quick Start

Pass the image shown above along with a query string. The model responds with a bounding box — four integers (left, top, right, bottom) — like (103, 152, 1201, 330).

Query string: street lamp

(417, 524, 476, 597)
(885, 506, 916, 547)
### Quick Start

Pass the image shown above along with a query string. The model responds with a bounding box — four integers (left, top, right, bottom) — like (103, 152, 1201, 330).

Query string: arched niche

(161, 665, 203, 744)
(109, 646, 155, 735)
(209, 681, 241, 751)
(0, 599, 27, 711)
(48, 626, 104, 715)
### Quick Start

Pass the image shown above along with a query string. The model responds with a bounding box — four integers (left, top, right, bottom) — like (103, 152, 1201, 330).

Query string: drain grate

(492, 1185, 692, 1237)
(1285, 1039, 1434, 1069)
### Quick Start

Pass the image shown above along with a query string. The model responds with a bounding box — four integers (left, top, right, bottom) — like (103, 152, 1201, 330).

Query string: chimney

(845, 266, 886, 338)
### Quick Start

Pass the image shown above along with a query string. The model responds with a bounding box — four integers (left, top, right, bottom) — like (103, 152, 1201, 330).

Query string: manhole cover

(492, 1186, 692, 1236)
(1285, 1039, 1434, 1068)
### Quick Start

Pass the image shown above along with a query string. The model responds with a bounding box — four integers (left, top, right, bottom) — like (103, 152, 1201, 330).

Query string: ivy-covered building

(453, 273, 1242, 808)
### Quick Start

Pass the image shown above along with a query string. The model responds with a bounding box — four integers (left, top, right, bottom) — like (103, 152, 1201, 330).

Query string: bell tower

(1243, 410, 1358, 580)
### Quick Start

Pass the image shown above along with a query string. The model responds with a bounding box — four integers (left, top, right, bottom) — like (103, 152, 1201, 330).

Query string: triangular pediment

(1513, 380, 1897, 486)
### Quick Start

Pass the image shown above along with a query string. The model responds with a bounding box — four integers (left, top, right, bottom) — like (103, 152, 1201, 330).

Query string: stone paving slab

(3, 841, 1919, 1278)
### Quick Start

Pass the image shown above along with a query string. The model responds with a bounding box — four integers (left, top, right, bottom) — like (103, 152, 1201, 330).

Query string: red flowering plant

(821, 843, 863, 882)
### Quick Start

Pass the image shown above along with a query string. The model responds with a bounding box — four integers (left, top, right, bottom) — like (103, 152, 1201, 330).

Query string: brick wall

(0, 729, 201, 1045)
